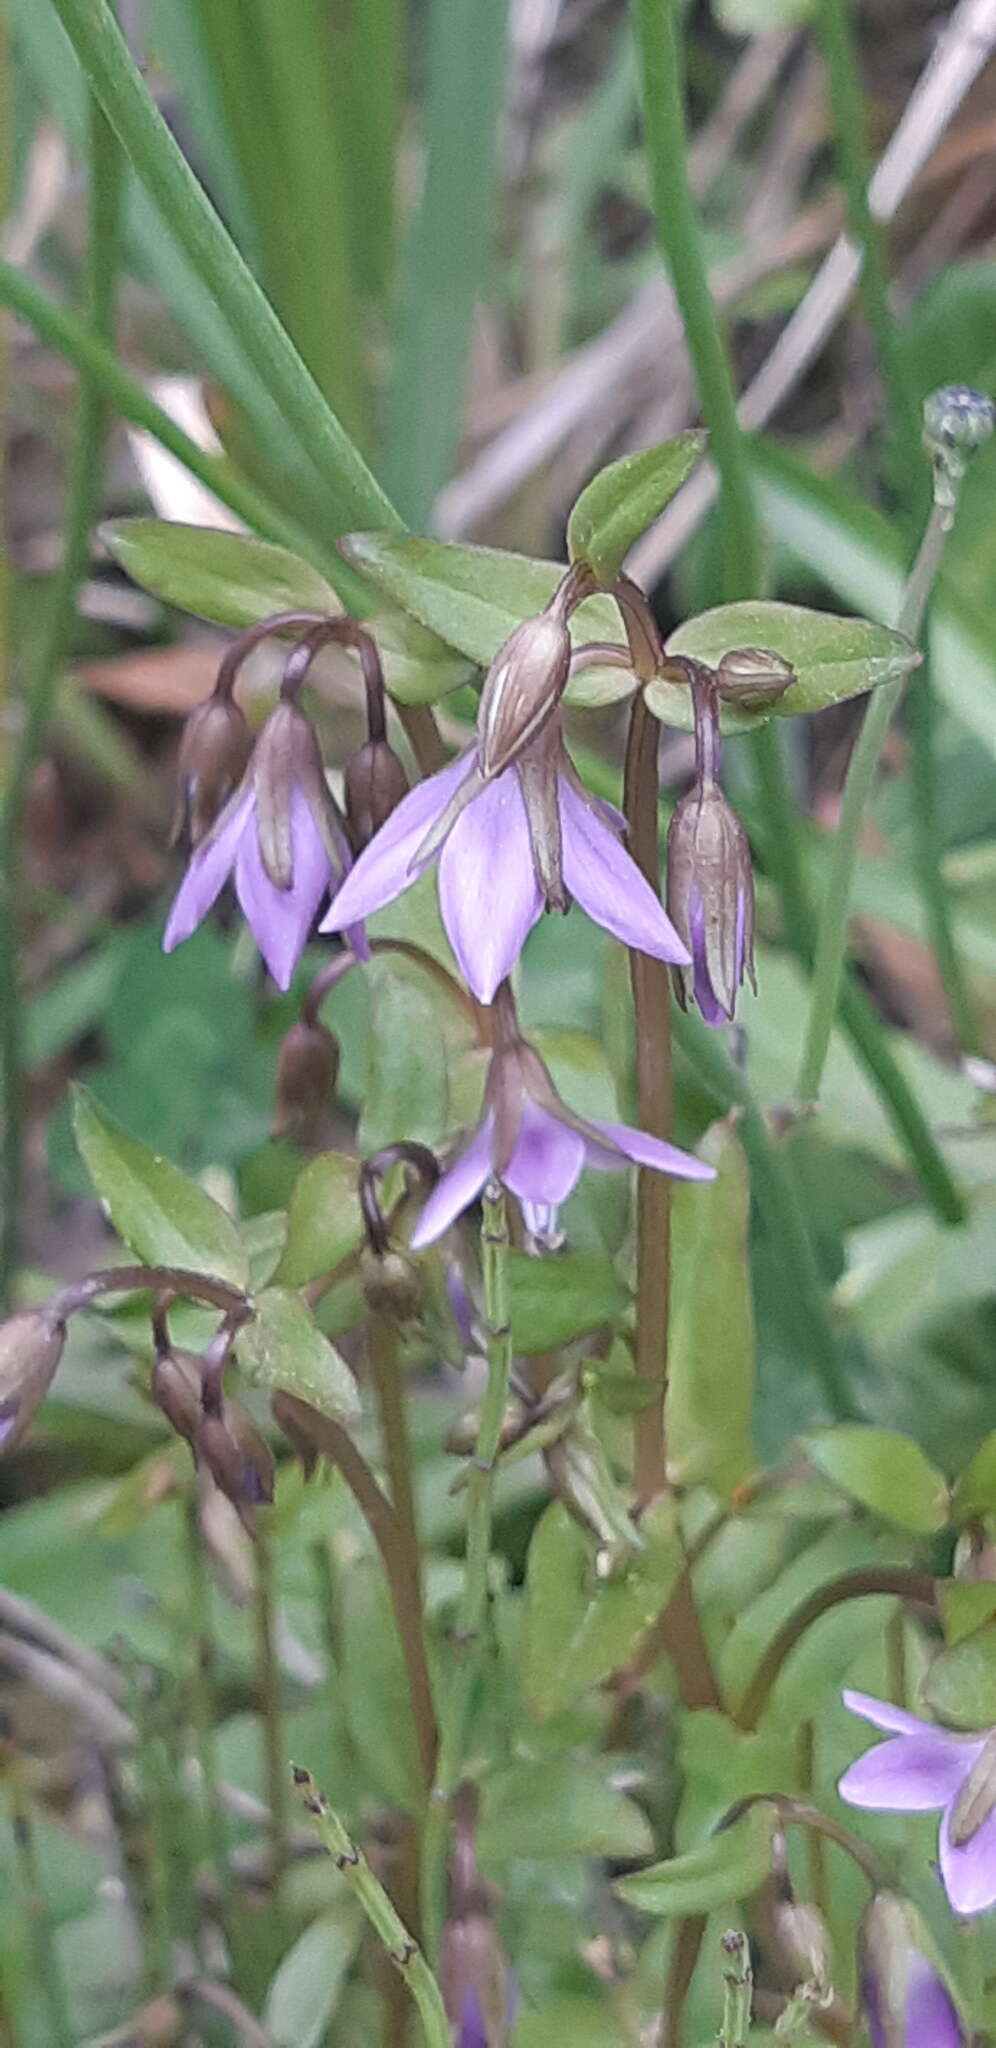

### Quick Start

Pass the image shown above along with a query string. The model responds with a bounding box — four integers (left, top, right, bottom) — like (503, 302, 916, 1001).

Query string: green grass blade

(329, 0, 404, 304)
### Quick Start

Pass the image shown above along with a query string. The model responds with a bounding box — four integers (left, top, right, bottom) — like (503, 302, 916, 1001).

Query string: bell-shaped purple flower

(410, 1007, 713, 1250)
(859, 1893, 963, 2047)
(839, 1689, 996, 1916)
(321, 734, 688, 1005)
(666, 662, 755, 1026)
(164, 700, 365, 990)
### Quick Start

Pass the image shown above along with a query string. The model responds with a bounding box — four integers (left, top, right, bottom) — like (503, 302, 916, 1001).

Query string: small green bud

(923, 385, 995, 508)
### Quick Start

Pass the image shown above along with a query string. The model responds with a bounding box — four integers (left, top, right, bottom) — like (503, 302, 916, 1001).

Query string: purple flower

(666, 662, 755, 1026)
(410, 1020, 713, 1250)
(839, 1689, 996, 1916)
(859, 1893, 963, 2047)
(321, 737, 689, 1005)
(164, 701, 364, 990)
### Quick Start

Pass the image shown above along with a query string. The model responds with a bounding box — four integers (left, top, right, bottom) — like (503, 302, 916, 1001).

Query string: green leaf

(646, 600, 919, 732)
(567, 431, 706, 583)
(939, 1582, 996, 1648)
(523, 1498, 681, 1718)
(920, 1623, 996, 1730)
(263, 1905, 362, 2048)
(509, 1249, 626, 1355)
(667, 1117, 754, 1500)
(102, 519, 338, 627)
(339, 1562, 426, 1812)
(804, 1426, 949, 1534)
(613, 1801, 777, 1915)
(357, 956, 450, 1155)
(237, 1287, 359, 1421)
(340, 532, 635, 706)
(274, 1153, 364, 1288)
(477, 1759, 653, 1865)
(954, 1431, 996, 1522)
(71, 1084, 249, 1286)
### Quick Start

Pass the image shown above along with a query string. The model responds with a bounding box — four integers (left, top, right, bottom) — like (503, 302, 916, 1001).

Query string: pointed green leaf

(953, 1431, 996, 1523)
(646, 600, 919, 731)
(567, 431, 706, 584)
(478, 1760, 653, 1866)
(613, 1800, 778, 1915)
(102, 519, 339, 626)
(237, 1287, 359, 1421)
(667, 1117, 754, 1501)
(509, 1249, 626, 1354)
(273, 1153, 364, 1288)
(523, 1498, 681, 1718)
(920, 1623, 996, 1730)
(357, 956, 449, 1154)
(71, 1084, 249, 1285)
(804, 1426, 949, 1534)
(340, 532, 635, 706)
(263, 1905, 362, 2048)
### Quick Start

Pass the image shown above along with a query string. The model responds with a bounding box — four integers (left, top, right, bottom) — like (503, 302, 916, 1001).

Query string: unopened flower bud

(923, 386, 996, 511)
(272, 1019, 340, 1143)
(0, 1306, 66, 1455)
(344, 739, 410, 850)
(171, 694, 253, 849)
(196, 1403, 275, 1529)
(771, 1896, 832, 1985)
(477, 611, 572, 779)
(151, 1345, 203, 1448)
(715, 646, 795, 709)
(666, 783, 755, 1025)
(859, 1893, 963, 2047)
(359, 1244, 422, 1322)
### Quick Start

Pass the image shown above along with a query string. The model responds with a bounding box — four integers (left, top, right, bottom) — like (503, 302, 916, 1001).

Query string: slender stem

(397, 703, 449, 777)
(797, 499, 959, 1107)
(367, 1308, 437, 1790)
(182, 1498, 231, 1920)
(622, 695, 672, 1503)
(422, 1190, 513, 1960)
(736, 1567, 936, 1730)
(908, 652, 977, 1051)
(119, 1660, 175, 1987)
(727, 1794, 886, 1892)
(7, 1785, 73, 2048)
(252, 1515, 288, 1887)
(293, 1770, 451, 2048)
(0, 88, 119, 1307)
(47, 0, 398, 535)
(50, 1265, 249, 1320)
(630, 0, 760, 602)
(661, 1916, 707, 2048)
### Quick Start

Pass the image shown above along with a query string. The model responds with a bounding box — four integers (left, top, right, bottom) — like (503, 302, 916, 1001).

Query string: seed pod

(171, 694, 253, 848)
(344, 739, 410, 849)
(476, 611, 571, 779)
(272, 1019, 340, 1142)
(715, 646, 795, 709)
(0, 1306, 67, 1455)
(359, 1244, 422, 1322)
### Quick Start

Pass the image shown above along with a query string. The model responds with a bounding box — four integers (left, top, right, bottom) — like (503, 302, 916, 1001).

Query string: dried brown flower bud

(715, 647, 795, 709)
(0, 1306, 67, 1455)
(359, 1244, 422, 1322)
(171, 694, 253, 848)
(196, 1403, 275, 1529)
(344, 739, 410, 849)
(272, 1019, 340, 1143)
(151, 1346, 203, 1448)
(666, 782, 755, 1026)
(476, 611, 571, 779)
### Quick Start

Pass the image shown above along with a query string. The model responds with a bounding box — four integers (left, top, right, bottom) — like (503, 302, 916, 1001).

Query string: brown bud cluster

(152, 1346, 274, 1528)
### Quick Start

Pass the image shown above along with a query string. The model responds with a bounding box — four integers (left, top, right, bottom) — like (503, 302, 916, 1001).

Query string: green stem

(8, 1785, 73, 2048)
(47, 0, 397, 535)
(252, 1515, 289, 1888)
(421, 1190, 513, 1959)
(183, 1497, 231, 1922)
(907, 651, 977, 1053)
(293, 1770, 451, 2048)
(718, 1930, 753, 2048)
(0, 86, 119, 1308)
(630, 0, 760, 602)
(797, 500, 959, 1107)
(367, 1309, 438, 1791)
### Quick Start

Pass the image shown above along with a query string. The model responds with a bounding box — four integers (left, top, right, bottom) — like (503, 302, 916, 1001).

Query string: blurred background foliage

(4, 0, 996, 2042)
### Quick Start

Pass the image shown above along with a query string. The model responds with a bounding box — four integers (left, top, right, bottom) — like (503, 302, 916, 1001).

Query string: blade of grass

(384, 0, 509, 523)
(47, 0, 399, 533)
(329, 0, 404, 304)
(147, 0, 256, 253)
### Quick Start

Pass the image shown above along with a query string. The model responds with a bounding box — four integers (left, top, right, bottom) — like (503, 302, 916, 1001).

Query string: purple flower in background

(840, 1689, 996, 1916)
(322, 735, 688, 1005)
(165, 700, 365, 990)
(411, 1004, 713, 1250)
(859, 1892, 963, 2047)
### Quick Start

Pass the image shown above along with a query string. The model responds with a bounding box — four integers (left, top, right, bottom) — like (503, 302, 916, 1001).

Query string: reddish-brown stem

(736, 1568, 937, 1730)
(622, 694, 671, 1505)
(213, 610, 328, 700)
(50, 1266, 249, 1322)
(397, 703, 448, 775)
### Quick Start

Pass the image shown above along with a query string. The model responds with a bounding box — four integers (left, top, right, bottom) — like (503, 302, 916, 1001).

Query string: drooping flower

(0, 1306, 67, 1455)
(410, 993, 713, 1250)
(164, 699, 365, 990)
(839, 1689, 996, 1916)
(666, 661, 755, 1026)
(859, 1892, 963, 2047)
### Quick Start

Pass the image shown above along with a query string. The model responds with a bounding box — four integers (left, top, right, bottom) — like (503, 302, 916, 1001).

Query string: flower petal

(438, 771, 543, 1003)
(842, 1689, 937, 1738)
(558, 774, 690, 965)
(320, 753, 472, 931)
(940, 1799, 996, 1915)
(409, 1116, 495, 1249)
(235, 785, 331, 989)
(583, 1118, 717, 1181)
(903, 1953, 963, 2047)
(838, 1734, 976, 1812)
(502, 1100, 586, 1209)
(690, 889, 728, 1025)
(163, 788, 252, 951)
